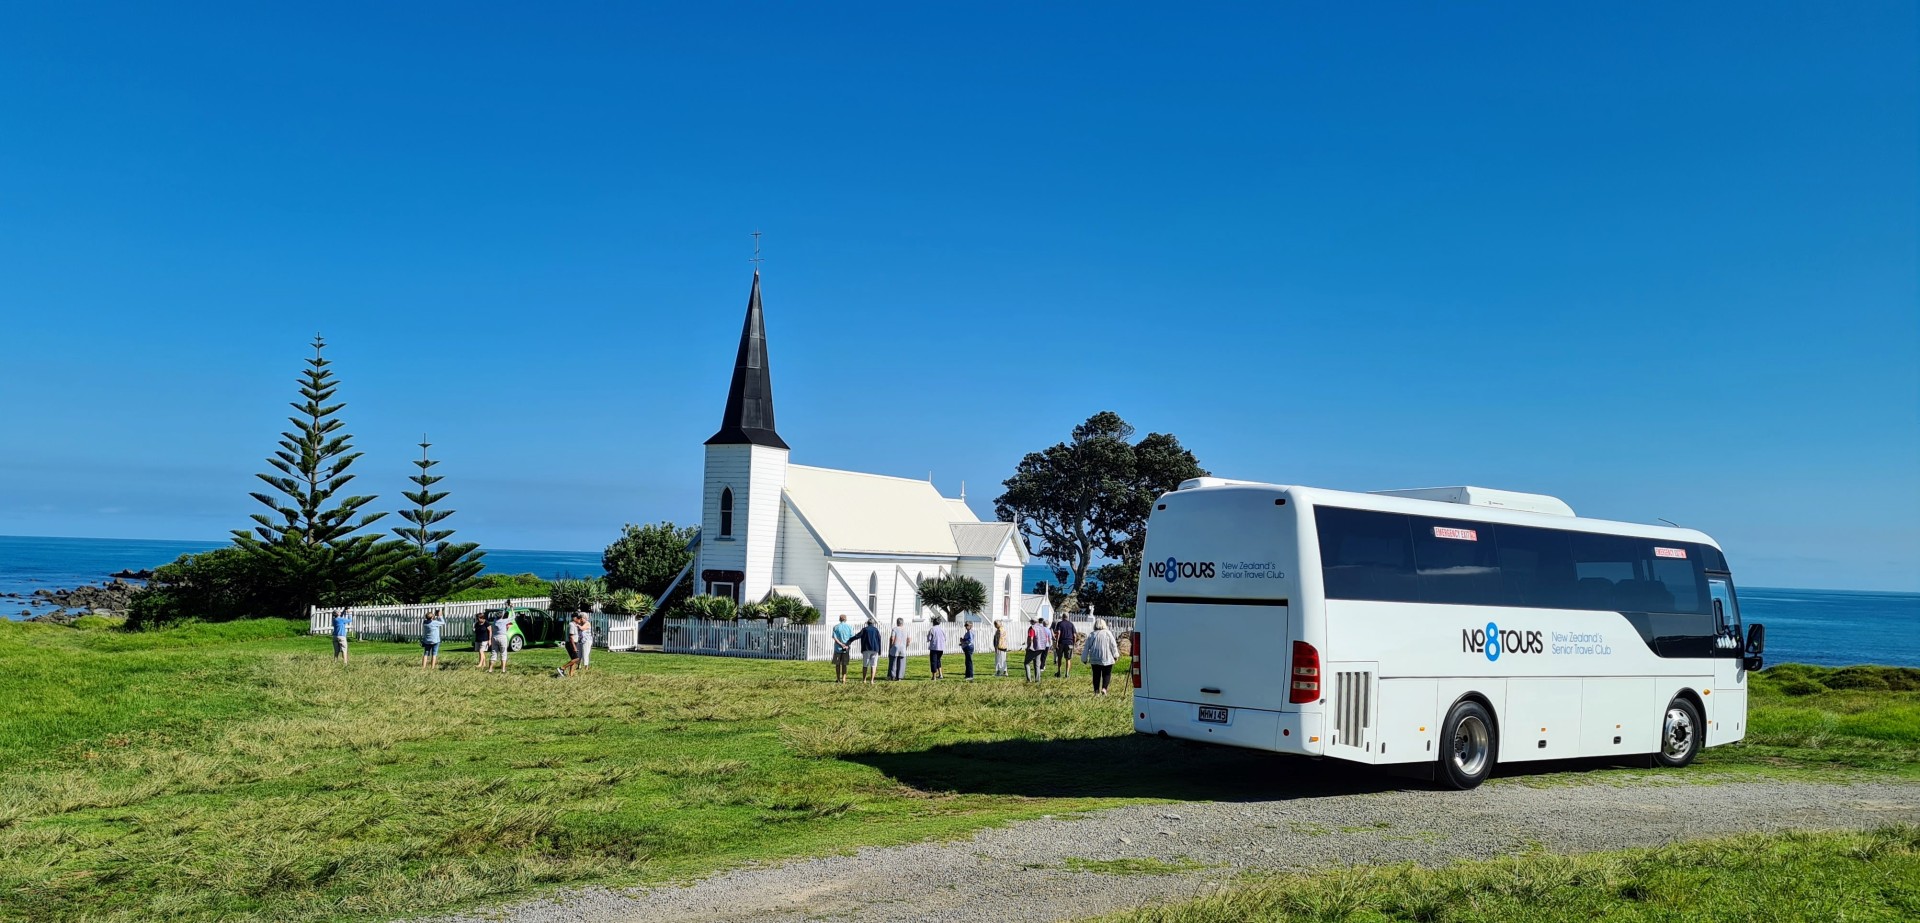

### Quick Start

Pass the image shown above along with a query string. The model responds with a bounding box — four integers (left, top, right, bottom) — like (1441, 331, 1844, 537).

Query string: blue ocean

(2, 535, 1913, 668)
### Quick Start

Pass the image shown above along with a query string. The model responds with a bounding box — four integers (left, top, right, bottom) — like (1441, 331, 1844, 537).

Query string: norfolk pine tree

(387, 437, 486, 604)
(233, 336, 396, 615)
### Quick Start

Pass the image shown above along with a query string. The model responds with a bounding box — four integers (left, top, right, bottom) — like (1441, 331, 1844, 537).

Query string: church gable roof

(783, 465, 965, 557)
(950, 522, 1025, 562)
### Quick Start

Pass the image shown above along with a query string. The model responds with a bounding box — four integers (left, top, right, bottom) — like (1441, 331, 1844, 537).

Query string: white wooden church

(690, 270, 1047, 629)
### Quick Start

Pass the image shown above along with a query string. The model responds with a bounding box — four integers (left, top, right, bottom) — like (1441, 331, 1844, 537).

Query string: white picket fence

(663, 618, 811, 659)
(309, 599, 639, 652)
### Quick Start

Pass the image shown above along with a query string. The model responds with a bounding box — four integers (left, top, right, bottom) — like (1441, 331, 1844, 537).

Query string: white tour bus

(1130, 480, 1766, 789)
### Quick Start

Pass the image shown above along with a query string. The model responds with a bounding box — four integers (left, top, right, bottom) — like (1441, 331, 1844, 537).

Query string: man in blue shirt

(332, 607, 353, 664)
(831, 614, 856, 683)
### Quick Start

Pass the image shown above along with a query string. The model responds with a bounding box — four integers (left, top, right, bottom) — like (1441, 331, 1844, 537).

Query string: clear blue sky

(1, 3, 1914, 591)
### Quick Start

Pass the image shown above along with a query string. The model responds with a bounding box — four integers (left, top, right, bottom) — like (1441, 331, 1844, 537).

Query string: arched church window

(1003, 575, 1012, 618)
(719, 487, 734, 537)
(914, 572, 923, 615)
(867, 572, 879, 617)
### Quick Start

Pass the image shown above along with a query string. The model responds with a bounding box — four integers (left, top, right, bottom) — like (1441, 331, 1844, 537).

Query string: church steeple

(705, 270, 788, 449)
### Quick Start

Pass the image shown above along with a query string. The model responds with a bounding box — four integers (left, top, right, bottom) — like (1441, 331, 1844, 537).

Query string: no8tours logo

(1144, 557, 1216, 583)
(1462, 622, 1544, 662)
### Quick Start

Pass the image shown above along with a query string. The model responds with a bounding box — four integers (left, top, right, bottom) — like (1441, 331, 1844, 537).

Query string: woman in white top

(1083, 619, 1121, 695)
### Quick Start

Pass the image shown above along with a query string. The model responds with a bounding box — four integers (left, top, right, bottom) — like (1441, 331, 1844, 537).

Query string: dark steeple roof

(705, 271, 789, 449)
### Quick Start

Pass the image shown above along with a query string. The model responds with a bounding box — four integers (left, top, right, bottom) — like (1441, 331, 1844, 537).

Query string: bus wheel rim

(1663, 707, 1693, 759)
(1452, 714, 1489, 776)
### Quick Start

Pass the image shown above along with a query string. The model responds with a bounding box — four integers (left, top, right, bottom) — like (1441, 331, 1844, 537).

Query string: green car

(476, 606, 563, 652)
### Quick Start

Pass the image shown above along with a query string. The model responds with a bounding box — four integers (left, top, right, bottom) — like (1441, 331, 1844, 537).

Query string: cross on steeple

(749, 230, 763, 271)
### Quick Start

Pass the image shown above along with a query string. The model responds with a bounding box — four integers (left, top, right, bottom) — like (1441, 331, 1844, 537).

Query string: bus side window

(1494, 524, 1576, 609)
(1410, 516, 1501, 604)
(1316, 507, 1420, 602)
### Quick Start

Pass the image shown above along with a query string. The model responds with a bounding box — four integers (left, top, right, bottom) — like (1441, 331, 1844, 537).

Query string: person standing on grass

(831, 614, 856, 683)
(1022, 618, 1041, 681)
(993, 619, 1010, 676)
(421, 609, 445, 671)
(960, 618, 976, 680)
(577, 611, 593, 672)
(490, 609, 514, 673)
(1053, 615, 1078, 679)
(474, 610, 493, 670)
(332, 607, 353, 664)
(1084, 619, 1119, 695)
(1034, 617, 1053, 677)
(927, 617, 947, 680)
(888, 617, 910, 681)
(856, 617, 883, 684)
(563, 611, 583, 677)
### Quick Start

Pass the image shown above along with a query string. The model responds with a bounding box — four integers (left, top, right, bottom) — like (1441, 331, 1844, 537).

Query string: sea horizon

(3, 534, 1915, 668)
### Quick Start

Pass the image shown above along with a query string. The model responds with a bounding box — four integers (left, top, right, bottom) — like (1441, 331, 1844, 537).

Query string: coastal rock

(109, 568, 154, 580)
(29, 580, 142, 615)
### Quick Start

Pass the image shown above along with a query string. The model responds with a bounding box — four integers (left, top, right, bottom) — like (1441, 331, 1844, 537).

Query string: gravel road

(431, 776, 1920, 923)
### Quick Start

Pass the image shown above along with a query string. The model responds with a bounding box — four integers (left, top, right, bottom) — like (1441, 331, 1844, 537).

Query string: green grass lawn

(1, 619, 1915, 923)
(1088, 825, 1920, 922)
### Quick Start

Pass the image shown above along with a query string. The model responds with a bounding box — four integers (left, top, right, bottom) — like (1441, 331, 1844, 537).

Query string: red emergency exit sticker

(1654, 547, 1687, 559)
(1433, 526, 1478, 542)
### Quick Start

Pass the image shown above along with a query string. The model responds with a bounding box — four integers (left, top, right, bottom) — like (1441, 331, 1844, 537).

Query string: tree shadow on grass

(849, 735, 1660, 803)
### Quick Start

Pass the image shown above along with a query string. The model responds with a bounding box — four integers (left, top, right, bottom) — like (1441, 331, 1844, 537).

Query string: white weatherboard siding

(776, 502, 831, 611)
(700, 444, 789, 602)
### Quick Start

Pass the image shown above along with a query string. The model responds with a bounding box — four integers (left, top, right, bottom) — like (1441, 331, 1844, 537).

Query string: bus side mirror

(1743, 623, 1765, 672)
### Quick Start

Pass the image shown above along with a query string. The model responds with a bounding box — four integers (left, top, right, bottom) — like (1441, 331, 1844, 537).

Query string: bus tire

(1655, 696, 1702, 768)
(1439, 699, 1497, 790)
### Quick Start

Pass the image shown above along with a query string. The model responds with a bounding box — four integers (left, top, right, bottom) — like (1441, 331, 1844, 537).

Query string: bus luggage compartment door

(1138, 599, 1293, 714)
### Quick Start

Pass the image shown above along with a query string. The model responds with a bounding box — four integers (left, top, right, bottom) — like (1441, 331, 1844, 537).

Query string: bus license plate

(1197, 705, 1230, 724)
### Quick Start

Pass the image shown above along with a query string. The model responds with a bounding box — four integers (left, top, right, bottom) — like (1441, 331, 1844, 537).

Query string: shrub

(1776, 678, 1828, 697)
(602, 522, 696, 597)
(602, 589, 656, 617)
(674, 594, 737, 621)
(765, 594, 820, 625)
(443, 573, 553, 602)
(738, 601, 774, 621)
(1826, 667, 1894, 692)
(549, 577, 608, 614)
(125, 546, 289, 630)
(70, 614, 127, 631)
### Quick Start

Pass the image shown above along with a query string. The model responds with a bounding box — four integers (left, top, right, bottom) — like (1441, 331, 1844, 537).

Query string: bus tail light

(1130, 632, 1143, 689)
(1289, 640, 1320, 704)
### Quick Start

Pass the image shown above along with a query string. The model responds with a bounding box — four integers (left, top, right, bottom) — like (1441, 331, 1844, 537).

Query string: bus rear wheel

(1654, 697, 1702, 768)
(1439, 699, 1496, 790)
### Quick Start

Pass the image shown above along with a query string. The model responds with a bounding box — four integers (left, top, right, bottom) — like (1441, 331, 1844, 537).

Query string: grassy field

(1, 619, 1915, 923)
(1089, 825, 1920, 922)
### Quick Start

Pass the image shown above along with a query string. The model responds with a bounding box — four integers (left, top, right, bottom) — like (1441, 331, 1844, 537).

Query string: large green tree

(916, 574, 987, 624)
(602, 521, 697, 608)
(994, 411, 1206, 596)
(233, 336, 395, 615)
(386, 437, 486, 603)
